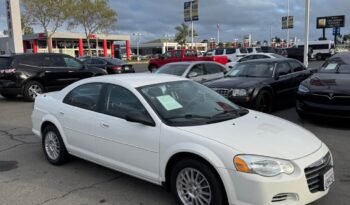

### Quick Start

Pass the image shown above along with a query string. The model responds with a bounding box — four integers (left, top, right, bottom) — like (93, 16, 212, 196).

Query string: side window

(64, 57, 83, 69)
(16, 56, 41, 67)
(255, 55, 270, 59)
(215, 49, 224, 55)
(41, 56, 66, 67)
(189, 64, 205, 77)
(226, 48, 236, 55)
(63, 83, 103, 111)
(165, 51, 172, 58)
(239, 55, 254, 62)
(174, 50, 182, 58)
(91, 58, 105, 65)
(205, 63, 224, 74)
(277, 63, 292, 76)
(102, 85, 147, 119)
(289, 61, 305, 72)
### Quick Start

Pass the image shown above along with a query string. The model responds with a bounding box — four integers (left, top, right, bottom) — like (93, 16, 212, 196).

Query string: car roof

(328, 52, 350, 65)
(240, 58, 292, 63)
(11, 53, 70, 57)
(89, 73, 186, 88)
(166, 61, 220, 65)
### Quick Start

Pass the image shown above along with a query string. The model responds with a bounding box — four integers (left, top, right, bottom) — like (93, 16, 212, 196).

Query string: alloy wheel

(44, 131, 61, 160)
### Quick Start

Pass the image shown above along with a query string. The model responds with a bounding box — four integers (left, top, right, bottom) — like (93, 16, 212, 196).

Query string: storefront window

(38, 40, 47, 49)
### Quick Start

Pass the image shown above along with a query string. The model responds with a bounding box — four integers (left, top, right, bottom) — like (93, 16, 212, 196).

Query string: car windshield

(139, 81, 246, 126)
(105, 58, 126, 65)
(227, 62, 274, 78)
(155, 64, 189, 76)
(256, 48, 263, 53)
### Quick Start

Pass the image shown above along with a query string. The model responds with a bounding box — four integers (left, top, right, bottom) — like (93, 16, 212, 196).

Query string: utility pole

(304, 0, 310, 67)
(217, 24, 220, 45)
(133, 32, 142, 61)
(287, 0, 290, 47)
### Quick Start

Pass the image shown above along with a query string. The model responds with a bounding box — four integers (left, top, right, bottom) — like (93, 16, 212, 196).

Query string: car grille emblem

(328, 93, 335, 100)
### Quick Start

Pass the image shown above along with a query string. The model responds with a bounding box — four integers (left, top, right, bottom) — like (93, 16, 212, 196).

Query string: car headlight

(233, 155, 295, 177)
(298, 85, 310, 93)
(231, 89, 247, 97)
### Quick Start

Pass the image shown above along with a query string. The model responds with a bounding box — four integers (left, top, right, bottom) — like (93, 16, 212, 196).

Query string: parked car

(226, 53, 285, 69)
(286, 47, 312, 62)
(205, 58, 311, 112)
(80, 57, 135, 74)
(32, 74, 333, 205)
(297, 52, 350, 119)
(247, 47, 263, 54)
(206, 48, 248, 62)
(295, 40, 335, 60)
(155, 61, 227, 83)
(0, 53, 106, 101)
(261, 46, 277, 53)
(148, 49, 228, 72)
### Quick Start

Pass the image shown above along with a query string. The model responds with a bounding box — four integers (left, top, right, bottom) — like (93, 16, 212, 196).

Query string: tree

(68, 0, 118, 56)
(21, 13, 34, 35)
(218, 42, 224, 48)
(22, 0, 72, 53)
(201, 39, 209, 44)
(225, 42, 233, 48)
(174, 23, 197, 48)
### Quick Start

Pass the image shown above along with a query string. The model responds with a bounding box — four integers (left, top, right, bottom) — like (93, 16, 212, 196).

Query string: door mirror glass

(125, 112, 155, 127)
(188, 72, 198, 78)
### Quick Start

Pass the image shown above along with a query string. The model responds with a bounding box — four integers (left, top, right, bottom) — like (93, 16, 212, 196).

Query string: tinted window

(41, 56, 66, 67)
(255, 55, 270, 59)
(227, 62, 274, 78)
(247, 48, 253, 53)
(16, 56, 41, 67)
(277, 62, 292, 76)
(91, 58, 105, 65)
(105, 58, 126, 65)
(215, 49, 224, 55)
(174, 50, 182, 58)
(165, 51, 172, 58)
(63, 83, 103, 111)
(239, 55, 254, 62)
(240, 48, 248, 53)
(338, 65, 350, 74)
(64, 57, 83, 69)
(205, 63, 224, 74)
(0, 57, 12, 68)
(102, 85, 146, 119)
(189, 64, 205, 76)
(226, 48, 236, 54)
(289, 61, 305, 72)
(156, 64, 189, 76)
(256, 48, 263, 53)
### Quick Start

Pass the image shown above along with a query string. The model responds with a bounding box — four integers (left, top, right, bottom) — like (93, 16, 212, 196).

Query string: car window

(102, 85, 147, 119)
(215, 49, 224, 55)
(91, 58, 105, 65)
(156, 64, 189, 76)
(277, 62, 292, 76)
(188, 64, 205, 76)
(64, 57, 83, 69)
(15, 56, 41, 67)
(239, 55, 254, 62)
(289, 61, 305, 72)
(42, 56, 66, 67)
(226, 48, 236, 55)
(184, 50, 197, 57)
(247, 48, 253, 53)
(165, 51, 172, 58)
(0, 57, 12, 68)
(205, 63, 224, 74)
(255, 55, 270, 59)
(63, 83, 103, 111)
(240, 48, 248, 53)
(174, 50, 182, 58)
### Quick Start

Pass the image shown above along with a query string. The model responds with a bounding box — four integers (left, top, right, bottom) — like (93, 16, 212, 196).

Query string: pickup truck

(148, 49, 228, 72)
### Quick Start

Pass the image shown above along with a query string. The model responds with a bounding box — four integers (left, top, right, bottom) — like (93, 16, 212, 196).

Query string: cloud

(0, 0, 349, 43)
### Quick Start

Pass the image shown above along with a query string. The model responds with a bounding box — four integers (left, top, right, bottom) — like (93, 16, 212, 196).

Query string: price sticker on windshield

(157, 95, 183, 111)
(324, 63, 338, 70)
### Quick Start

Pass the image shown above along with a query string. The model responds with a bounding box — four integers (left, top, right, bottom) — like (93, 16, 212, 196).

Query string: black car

(0, 53, 106, 101)
(80, 57, 135, 74)
(205, 58, 311, 112)
(297, 52, 350, 119)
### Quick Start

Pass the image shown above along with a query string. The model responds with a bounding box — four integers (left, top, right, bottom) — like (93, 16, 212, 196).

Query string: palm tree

(174, 23, 197, 48)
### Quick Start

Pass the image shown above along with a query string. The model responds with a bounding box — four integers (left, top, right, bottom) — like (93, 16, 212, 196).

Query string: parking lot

(0, 61, 349, 205)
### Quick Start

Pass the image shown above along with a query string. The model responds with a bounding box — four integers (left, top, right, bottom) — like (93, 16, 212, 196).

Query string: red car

(148, 49, 228, 72)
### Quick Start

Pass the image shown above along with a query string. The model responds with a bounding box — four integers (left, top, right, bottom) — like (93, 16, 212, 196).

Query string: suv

(0, 53, 106, 101)
(206, 48, 248, 62)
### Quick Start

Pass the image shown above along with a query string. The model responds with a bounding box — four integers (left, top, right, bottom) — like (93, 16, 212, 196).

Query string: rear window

(225, 48, 236, 54)
(0, 57, 12, 68)
(156, 64, 189, 76)
(240, 48, 248, 53)
(215, 49, 224, 55)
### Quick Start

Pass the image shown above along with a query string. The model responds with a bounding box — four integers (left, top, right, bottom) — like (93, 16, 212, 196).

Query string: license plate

(124, 67, 129, 71)
(323, 168, 335, 190)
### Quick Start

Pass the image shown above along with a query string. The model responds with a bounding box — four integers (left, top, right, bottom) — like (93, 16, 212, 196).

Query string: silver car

(155, 61, 227, 83)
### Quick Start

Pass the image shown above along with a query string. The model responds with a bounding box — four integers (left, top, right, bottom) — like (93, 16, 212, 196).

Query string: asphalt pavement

(0, 61, 349, 205)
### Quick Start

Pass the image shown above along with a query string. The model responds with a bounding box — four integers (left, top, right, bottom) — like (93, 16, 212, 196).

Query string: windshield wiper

(165, 114, 212, 120)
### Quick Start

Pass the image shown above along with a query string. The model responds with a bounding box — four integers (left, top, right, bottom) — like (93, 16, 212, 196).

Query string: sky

(0, 0, 349, 45)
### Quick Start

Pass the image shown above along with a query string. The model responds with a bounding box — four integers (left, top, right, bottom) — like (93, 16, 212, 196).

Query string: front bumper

(218, 144, 332, 205)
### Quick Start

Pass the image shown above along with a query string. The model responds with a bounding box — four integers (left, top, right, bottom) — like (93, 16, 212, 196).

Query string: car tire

(42, 125, 69, 165)
(170, 159, 225, 205)
(1, 93, 17, 99)
(23, 81, 44, 101)
(255, 90, 272, 113)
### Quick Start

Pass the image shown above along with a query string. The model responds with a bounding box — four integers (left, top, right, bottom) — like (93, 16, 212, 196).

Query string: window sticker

(157, 95, 183, 111)
(324, 63, 338, 70)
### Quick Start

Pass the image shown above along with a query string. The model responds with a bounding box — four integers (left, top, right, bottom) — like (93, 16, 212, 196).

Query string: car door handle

(100, 122, 110, 128)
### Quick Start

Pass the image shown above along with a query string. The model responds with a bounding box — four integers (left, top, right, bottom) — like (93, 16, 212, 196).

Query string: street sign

(184, 1, 199, 22)
(282, 16, 294, 29)
(333, 27, 341, 36)
(317, 15, 345, 29)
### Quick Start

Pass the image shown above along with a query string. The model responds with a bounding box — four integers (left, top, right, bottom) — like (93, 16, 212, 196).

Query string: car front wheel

(42, 125, 69, 165)
(171, 159, 225, 205)
(255, 90, 272, 113)
(23, 81, 44, 101)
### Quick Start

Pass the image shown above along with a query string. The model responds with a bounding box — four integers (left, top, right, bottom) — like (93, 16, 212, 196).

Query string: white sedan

(32, 74, 334, 205)
(226, 53, 285, 69)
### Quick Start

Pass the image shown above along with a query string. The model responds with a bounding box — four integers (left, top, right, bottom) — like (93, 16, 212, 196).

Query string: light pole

(287, 0, 290, 47)
(304, 0, 310, 67)
(133, 32, 142, 61)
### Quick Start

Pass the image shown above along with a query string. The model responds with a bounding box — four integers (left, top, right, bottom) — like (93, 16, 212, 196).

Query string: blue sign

(333, 27, 340, 36)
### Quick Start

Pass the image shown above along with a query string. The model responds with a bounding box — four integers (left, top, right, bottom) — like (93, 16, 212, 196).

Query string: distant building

(0, 32, 132, 59)
(131, 39, 208, 55)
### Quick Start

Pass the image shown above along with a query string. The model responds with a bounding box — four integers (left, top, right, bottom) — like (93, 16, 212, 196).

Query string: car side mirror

(188, 72, 198, 78)
(125, 112, 155, 127)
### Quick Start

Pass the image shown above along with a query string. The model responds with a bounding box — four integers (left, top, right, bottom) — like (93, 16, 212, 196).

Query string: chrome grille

(304, 153, 332, 193)
(212, 88, 231, 98)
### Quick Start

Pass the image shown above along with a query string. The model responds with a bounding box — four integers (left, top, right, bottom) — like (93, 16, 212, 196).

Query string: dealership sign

(282, 16, 294, 29)
(317, 15, 345, 29)
(184, 0, 199, 22)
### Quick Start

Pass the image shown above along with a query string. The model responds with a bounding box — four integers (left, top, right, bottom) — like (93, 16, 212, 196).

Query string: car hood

(177, 111, 322, 160)
(205, 77, 268, 89)
(304, 73, 350, 95)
